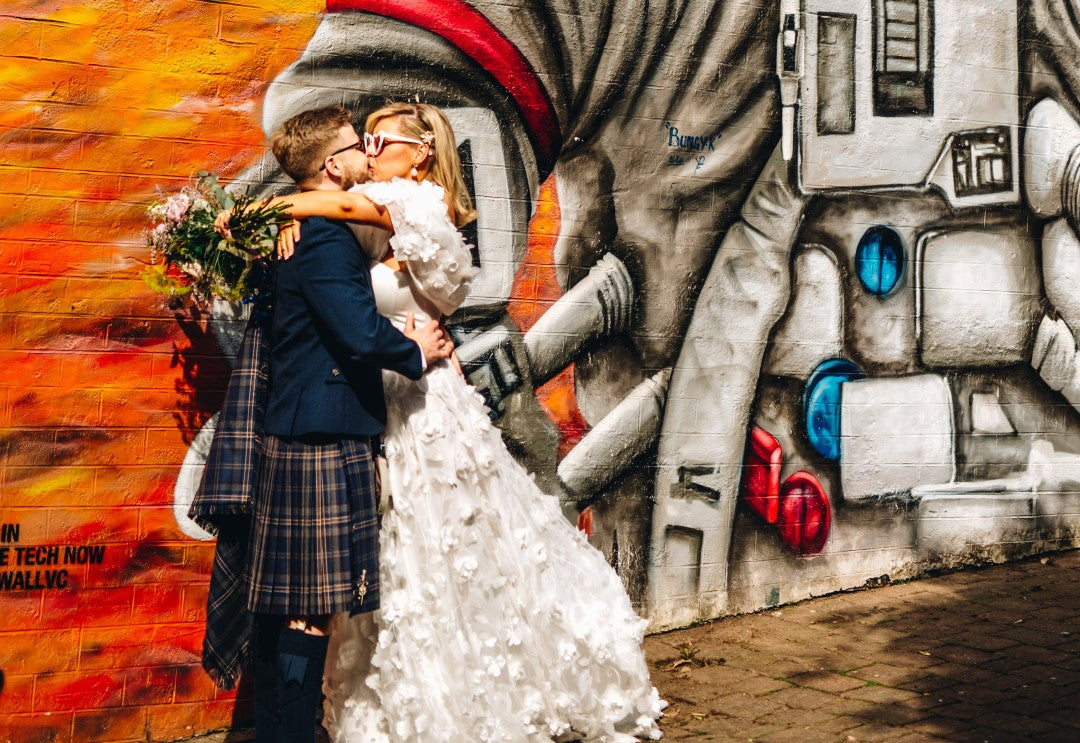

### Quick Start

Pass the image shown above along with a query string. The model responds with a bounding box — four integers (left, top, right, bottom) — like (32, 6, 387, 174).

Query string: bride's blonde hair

(366, 102, 478, 228)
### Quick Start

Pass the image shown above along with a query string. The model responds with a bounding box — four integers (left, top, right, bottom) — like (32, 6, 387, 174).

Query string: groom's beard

(339, 163, 369, 191)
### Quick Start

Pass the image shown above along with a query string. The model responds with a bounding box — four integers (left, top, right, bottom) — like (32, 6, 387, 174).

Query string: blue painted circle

(855, 225, 904, 297)
(803, 358, 865, 461)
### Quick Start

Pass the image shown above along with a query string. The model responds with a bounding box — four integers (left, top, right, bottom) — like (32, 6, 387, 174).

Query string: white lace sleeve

(353, 178, 477, 316)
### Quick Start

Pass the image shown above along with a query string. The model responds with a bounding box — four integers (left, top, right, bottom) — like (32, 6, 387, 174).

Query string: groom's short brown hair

(271, 104, 353, 184)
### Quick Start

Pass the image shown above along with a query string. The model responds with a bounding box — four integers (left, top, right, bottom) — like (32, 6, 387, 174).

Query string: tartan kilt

(247, 435, 380, 616)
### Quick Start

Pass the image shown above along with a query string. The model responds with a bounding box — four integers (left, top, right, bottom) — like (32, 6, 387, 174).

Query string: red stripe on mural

(326, 0, 560, 169)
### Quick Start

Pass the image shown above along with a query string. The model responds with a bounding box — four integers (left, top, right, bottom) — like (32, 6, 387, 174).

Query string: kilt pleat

(247, 435, 380, 616)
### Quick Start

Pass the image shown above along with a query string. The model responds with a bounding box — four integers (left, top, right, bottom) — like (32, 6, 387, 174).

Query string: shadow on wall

(170, 307, 231, 448)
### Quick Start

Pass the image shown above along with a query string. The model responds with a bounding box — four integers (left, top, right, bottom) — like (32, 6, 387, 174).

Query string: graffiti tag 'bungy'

(665, 123, 718, 152)
(664, 121, 719, 171)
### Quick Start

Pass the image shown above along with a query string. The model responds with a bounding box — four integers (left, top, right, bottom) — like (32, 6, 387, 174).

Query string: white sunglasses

(363, 131, 434, 156)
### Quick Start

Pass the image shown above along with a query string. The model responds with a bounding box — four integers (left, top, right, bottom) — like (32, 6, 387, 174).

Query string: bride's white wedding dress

(321, 178, 664, 743)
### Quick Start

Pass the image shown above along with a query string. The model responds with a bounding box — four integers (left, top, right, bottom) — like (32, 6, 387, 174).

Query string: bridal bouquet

(143, 171, 291, 305)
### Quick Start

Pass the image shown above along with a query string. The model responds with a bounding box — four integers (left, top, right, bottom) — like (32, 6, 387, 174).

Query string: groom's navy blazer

(263, 216, 423, 438)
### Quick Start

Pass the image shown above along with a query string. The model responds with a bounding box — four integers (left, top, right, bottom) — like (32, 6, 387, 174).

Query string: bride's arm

(266, 190, 394, 229)
(214, 191, 394, 239)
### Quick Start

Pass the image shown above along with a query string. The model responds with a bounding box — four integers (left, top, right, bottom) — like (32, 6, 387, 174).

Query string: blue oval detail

(803, 358, 865, 461)
(855, 225, 904, 297)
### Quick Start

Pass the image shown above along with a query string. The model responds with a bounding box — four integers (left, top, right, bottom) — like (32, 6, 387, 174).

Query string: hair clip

(420, 131, 436, 147)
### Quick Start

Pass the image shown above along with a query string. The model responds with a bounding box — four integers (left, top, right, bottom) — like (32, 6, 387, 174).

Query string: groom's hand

(403, 312, 453, 365)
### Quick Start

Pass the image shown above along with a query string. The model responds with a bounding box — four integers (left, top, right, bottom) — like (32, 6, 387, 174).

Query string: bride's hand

(450, 348, 464, 378)
(214, 210, 232, 239)
(276, 221, 301, 260)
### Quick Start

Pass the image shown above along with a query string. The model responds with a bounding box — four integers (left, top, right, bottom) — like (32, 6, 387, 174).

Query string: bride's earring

(409, 163, 419, 180)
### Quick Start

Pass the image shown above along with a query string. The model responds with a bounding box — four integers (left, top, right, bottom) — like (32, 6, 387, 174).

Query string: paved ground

(645, 550, 1080, 742)
(185, 550, 1080, 742)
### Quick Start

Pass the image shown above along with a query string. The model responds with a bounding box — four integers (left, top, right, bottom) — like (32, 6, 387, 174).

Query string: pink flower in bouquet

(164, 192, 192, 223)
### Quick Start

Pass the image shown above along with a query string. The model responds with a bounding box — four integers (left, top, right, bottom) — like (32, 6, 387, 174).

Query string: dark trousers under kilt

(247, 434, 381, 617)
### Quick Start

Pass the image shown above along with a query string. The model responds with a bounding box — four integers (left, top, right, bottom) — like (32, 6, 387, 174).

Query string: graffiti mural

(182, 0, 1080, 630)
(5, 0, 1080, 739)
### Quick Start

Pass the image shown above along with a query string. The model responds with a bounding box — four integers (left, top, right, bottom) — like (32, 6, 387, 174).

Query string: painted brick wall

(0, 2, 325, 739)
(4, 1, 1080, 740)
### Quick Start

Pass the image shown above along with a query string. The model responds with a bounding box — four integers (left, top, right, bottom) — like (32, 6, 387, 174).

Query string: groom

(247, 104, 450, 743)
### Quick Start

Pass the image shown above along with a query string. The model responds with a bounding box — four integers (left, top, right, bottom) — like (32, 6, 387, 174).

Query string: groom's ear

(322, 154, 340, 178)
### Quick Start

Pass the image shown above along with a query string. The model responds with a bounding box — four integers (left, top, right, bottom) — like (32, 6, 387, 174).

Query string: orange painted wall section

(0, 3, 571, 740)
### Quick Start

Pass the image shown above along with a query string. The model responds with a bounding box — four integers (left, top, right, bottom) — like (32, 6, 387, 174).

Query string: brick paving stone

(931, 684, 1008, 706)
(1012, 678, 1075, 700)
(1014, 616, 1074, 635)
(854, 701, 931, 727)
(1035, 605, 1076, 620)
(1040, 706, 1080, 730)
(950, 632, 1020, 652)
(1001, 643, 1073, 665)
(694, 713, 786, 740)
(929, 701, 984, 720)
(904, 716, 976, 737)
(1019, 660, 1080, 686)
(840, 721, 931, 741)
(755, 707, 838, 730)
(876, 729, 944, 741)
(840, 684, 921, 706)
(773, 708, 846, 730)
(721, 648, 817, 678)
(818, 694, 887, 719)
(888, 637, 948, 654)
(729, 674, 795, 696)
(929, 644, 997, 666)
(994, 693, 1057, 717)
(1049, 637, 1080, 653)
(940, 666, 1003, 685)
(968, 672, 1026, 692)
(766, 685, 847, 712)
(848, 663, 919, 687)
(1059, 655, 1080, 674)
(898, 694, 951, 713)
(975, 710, 1059, 736)
(874, 650, 946, 671)
(799, 713, 865, 736)
(956, 726, 1032, 743)
(755, 724, 844, 743)
(705, 691, 786, 721)
(978, 609, 1033, 624)
(1029, 729, 1080, 743)
(974, 654, 1034, 674)
(788, 670, 868, 693)
(817, 653, 879, 675)
(895, 674, 962, 693)
(994, 624, 1075, 648)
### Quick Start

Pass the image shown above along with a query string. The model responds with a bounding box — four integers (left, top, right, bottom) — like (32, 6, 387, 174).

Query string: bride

(267, 102, 664, 742)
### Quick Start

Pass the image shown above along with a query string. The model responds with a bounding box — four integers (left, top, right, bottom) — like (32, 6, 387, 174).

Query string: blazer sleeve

(294, 218, 424, 381)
